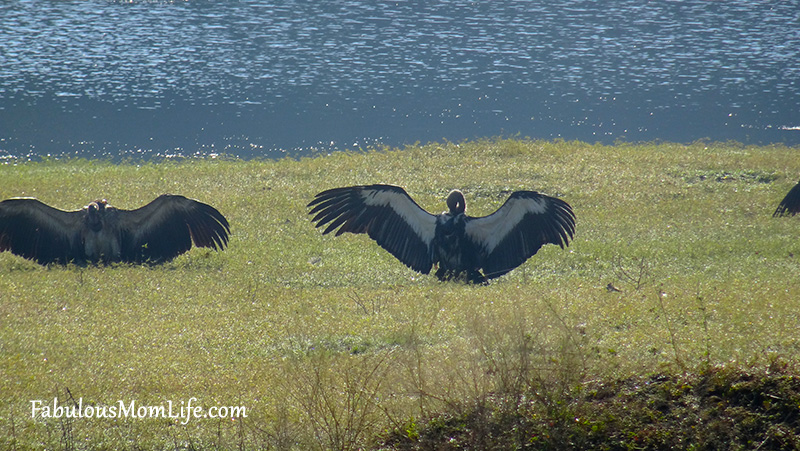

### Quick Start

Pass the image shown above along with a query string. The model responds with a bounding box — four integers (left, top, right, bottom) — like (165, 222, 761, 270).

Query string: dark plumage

(308, 184, 575, 283)
(0, 194, 230, 265)
(774, 180, 800, 217)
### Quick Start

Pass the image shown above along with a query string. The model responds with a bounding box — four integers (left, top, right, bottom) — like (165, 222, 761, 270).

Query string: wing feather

(308, 185, 437, 273)
(464, 191, 575, 279)
(774, 180, 800, 217)
(0, 198, 85, 264)
(116, 194, 230, 263)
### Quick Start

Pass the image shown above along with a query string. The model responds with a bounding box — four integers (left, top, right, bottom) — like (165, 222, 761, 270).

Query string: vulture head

(0, 194, 230, 265)
(85, 199, 107, 232)
(446, 189, 466, 215)
(308, 184, 575, 284)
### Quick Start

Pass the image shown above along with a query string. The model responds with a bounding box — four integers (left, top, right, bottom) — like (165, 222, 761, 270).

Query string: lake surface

(1, 0, 799, 159)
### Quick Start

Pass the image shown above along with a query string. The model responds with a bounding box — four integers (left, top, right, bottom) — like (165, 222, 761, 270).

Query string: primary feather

(465, 191, 575, 280)
(308, 185, 436, 273)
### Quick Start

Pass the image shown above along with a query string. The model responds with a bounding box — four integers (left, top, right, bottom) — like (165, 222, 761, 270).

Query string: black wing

(464, 191, 575, 280)
(308, 184, 438, 274)
(774, 180, 800, 217)
(116, 194, 230, 263)
(0, 198, 85, 264)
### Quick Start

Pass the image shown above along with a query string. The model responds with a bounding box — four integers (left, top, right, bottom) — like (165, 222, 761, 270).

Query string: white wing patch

(361, 189, 437, 244)
(465, 196, 548, 254)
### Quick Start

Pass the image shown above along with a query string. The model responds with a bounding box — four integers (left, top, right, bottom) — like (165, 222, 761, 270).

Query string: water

(1, 0, 799, 159)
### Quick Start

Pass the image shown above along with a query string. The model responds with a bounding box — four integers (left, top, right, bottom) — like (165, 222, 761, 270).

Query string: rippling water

(1, 0, 798, 159)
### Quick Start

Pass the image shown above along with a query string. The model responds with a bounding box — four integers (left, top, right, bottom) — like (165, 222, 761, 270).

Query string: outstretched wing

(0, 198, 85, 264)
(774, 180, 800, 217)
(464, 191, 575, 280)
(308, 184, 437, 274)
(116, 194, 230, 263)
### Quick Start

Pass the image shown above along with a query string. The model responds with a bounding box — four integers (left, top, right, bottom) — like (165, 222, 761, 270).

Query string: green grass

(1, 138, 799, 449)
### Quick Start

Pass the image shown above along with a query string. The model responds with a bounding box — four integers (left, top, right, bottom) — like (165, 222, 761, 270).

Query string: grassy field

(1, 138, 799, 449)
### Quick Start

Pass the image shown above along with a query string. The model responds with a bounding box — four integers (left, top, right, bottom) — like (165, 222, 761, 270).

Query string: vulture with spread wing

(774, 179, 800, 217)
(308, 184, 575, 284)
(0, 194, 230, 265)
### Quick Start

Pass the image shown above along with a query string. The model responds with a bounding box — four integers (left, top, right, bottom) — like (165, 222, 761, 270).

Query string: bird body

(774, 180, 800, 217)
(432, 210, 485, 282)
(82, 201, 123, 262)
(308, 184, 575, 283)
(0, 194, 230, 265)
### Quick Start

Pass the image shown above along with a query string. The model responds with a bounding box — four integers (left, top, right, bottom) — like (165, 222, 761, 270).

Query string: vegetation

(1, 138, 799, 450)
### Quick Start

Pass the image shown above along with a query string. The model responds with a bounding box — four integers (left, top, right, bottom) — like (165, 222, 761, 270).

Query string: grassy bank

(1, 138, 799, 449)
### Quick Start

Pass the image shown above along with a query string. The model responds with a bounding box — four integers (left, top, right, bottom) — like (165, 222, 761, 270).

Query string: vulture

(774, 180, 800, 217)
(308, 184, 575, 284)
(0, 194, 230, 265)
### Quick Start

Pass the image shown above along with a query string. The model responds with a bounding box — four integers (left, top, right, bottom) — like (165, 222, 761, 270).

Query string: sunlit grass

(1, 138, 799, 449)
